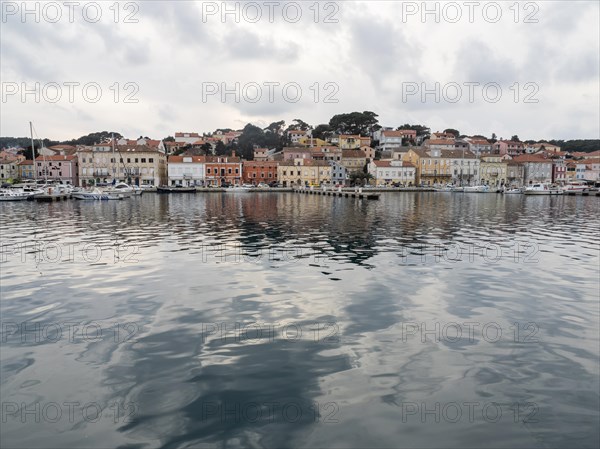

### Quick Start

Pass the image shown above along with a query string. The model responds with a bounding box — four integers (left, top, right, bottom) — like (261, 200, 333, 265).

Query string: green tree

(511, 135, 520, 142)
(237, 124, 266, 160)
(329, 111, 379, 136)
(312, 124, 332, 140)
(200, 143, 212, 155)
(215, 140, 227, 156)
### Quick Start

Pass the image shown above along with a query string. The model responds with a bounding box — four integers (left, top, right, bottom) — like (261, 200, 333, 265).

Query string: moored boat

(503, 188, 523, 194)
(0, 189, 31, 201)
(156, 186, 197, 193)
(562, 181, 589, 192)
(463, 185, 490, 193)
(524, 183, 563, 195)
(225, 185, 252, 193)
(72, 188, 125, 200)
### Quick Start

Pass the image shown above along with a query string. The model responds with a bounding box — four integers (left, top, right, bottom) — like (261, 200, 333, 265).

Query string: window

(135, 158, 138, 163)
(252, 173, 256, 178)
(141, 158, 146, 163)
(207, 168, 211, 174)
(149, 158, 154, 163)
(110, 158, 115, 163)
(127, 158, 131, 163)
(235, 168, 239, 174)
(228, 168, 232, 174)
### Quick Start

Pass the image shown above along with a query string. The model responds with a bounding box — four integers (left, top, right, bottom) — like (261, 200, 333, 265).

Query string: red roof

(35, 155, 76, 161)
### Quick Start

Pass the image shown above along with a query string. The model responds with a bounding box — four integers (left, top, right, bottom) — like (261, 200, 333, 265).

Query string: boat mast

(30, 121, 37, 184)
(112, 133, 116, 184)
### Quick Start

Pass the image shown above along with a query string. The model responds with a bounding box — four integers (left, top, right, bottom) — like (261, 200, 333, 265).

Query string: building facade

(167, 156, 206, 186)
(368, 160, 416, 186)
(242, 161, 278, 185)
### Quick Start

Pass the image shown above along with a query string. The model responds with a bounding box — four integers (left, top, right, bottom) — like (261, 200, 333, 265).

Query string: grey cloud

(453, 40, 518, 85)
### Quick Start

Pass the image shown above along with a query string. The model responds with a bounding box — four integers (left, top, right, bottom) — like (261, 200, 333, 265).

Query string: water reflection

(0, 193, 598, 448)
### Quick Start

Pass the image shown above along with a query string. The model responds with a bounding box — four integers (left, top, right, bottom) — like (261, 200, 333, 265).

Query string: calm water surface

(1, 192, 598, 448)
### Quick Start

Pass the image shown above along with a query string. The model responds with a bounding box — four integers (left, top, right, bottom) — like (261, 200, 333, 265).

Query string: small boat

(104, 182, 133, 198)
(225, 185, 252, 193)
(156, 186, 197, 193)
(72, 188, 125, 200)
(463, 185, 490, 193)
(434, 184, 455, 192)
(524, 183, 563, 195)
(503, 188, 523, 194)
(562, 181, 589, 192)
(0, 189, 31, 201)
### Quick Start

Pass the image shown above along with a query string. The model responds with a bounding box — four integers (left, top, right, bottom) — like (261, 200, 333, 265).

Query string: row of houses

(2, 132, 599, 187)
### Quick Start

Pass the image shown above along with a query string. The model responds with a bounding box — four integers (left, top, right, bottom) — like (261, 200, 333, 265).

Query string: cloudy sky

(1, 1, 599, 141)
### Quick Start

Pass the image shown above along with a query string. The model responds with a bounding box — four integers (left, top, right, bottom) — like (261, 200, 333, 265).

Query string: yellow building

(277, 159, 331, 187)
(340, 149, 367, 174)
(77, 144, 167, 187)
(480, 155, 508, 187)
(339, 135, 370, 149)
(403, 148, 480, 186)
(297, 136, 328, 147)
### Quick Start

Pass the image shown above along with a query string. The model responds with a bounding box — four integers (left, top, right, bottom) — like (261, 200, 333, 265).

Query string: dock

(294, 188, 380, 200)
(563, 190, 600, 196)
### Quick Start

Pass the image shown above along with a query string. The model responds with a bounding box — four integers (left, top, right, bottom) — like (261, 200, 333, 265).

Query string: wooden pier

(294, 188, 380, 200)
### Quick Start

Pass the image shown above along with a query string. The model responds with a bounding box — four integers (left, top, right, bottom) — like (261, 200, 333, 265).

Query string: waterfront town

(1, 126, 599, 190)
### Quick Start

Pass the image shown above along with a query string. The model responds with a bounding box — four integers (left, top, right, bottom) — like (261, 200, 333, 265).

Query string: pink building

(35, 155, 78, 185)
(494, 140, 525, 157)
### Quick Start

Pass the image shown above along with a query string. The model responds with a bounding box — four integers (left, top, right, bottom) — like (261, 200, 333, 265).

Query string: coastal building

(204, 155, 242, 186)
(506, 161, 525, 186)
(584, 158, 600, 181)
(480, 155, 508, 187)
(340, 149, 367, 174)
(339, 135, 370, 149)
(242, 161, 278, 185)
(330, 161, 347, 186)
(288, 130, 307, 144)
(425, 139, 456, 151)
(368, 160, 416, 186)
(35, 155, 78, 185)
(403, 148, 479, 186)
(277, 159, 331, 187)
(494, 140, 525, 157)
(361, 146, 375, 160)
(0, 159, 19, 181)
(174, 132, 202, 144)
(552, 158, 567, 184)
(465, 138, 492, 156)
(167, 155, 206, 186)
(297, 136, 328, 147)
(18, 160, 34, 180)
(377, 130, 404, 152)
(282, 148, 313, 161)
(253, 148, 277, 161)
(512, 154, 553, 184)
(77, 144, 167, 187)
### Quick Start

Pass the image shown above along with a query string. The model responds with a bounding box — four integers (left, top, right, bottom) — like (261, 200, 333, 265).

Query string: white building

(368, 159, 416, 186)
(167, 155, 206, 186)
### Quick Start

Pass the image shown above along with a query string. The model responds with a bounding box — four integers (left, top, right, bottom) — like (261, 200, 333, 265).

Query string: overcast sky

(1, 1, 599, 141)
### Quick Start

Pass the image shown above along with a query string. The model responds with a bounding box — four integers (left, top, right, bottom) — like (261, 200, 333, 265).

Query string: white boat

(104, 182, 133, 198)
(524, 183, 563, 195)
(225, 185, 252, 193)
(72, 188, 125, 200)
(562, 181, 589, 192)
(0, 189, 31, 201)
(463, 185, 490, 193)
(503, 188, 523, 194)
(434, 184, 455, 192)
